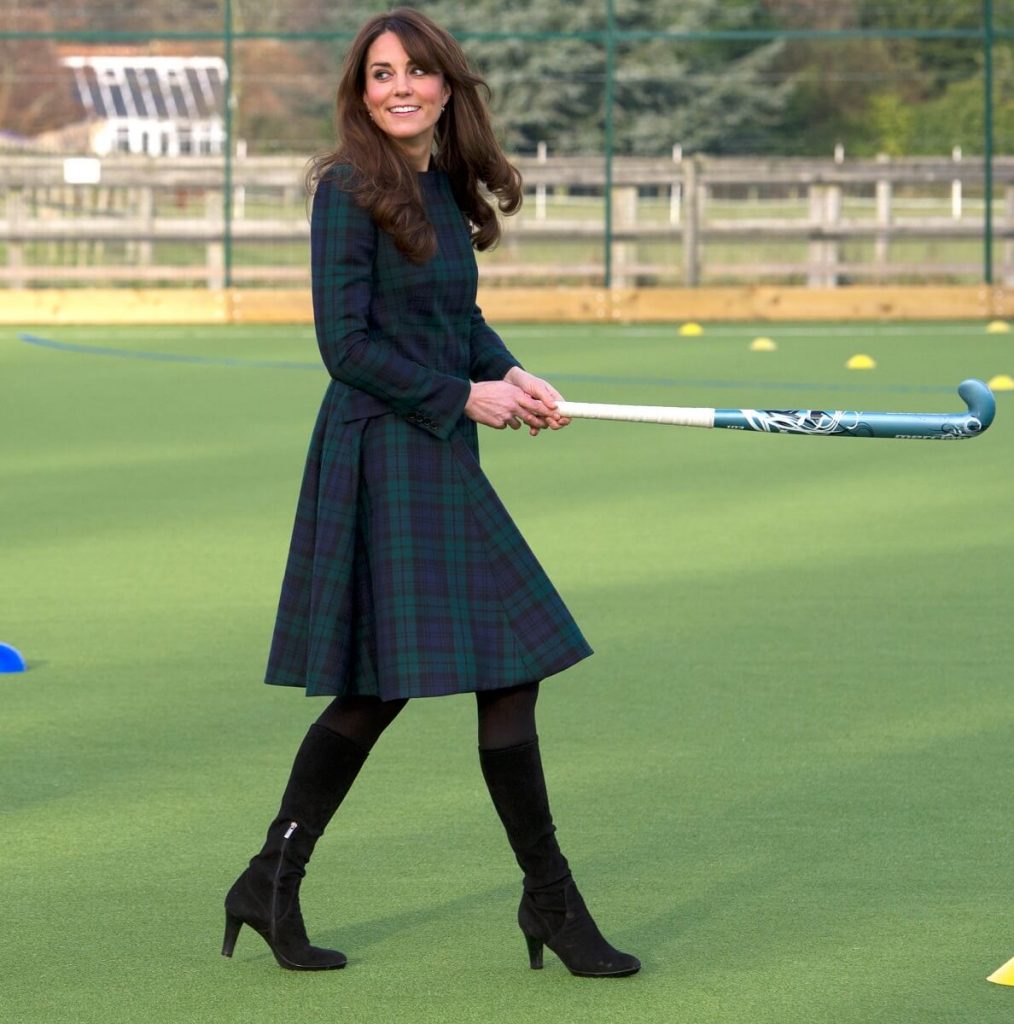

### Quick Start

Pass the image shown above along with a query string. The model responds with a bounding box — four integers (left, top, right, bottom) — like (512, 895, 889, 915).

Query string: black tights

(314, 694, 408, 752)
(475, 681, 539, 749)
(314, 681, 539, 752)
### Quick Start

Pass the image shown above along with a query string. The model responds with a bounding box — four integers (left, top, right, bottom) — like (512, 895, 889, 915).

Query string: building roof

(62, 55, 227, 123)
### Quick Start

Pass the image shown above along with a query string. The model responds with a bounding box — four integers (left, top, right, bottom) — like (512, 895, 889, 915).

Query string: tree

(42, 0, 222, 33)
(1, 0, 1000, 157)
(233, 40, 335, 153)
(0, 7, 84, 138)
(752, 0, 988, 156)
(910, 44, 1014, 155)
(762, 0, 859, 31)
(857, 0, 983, 96)
(612, 0, 790, 155)
(401, 0, 793, 155)
(412, 0, 604, 154)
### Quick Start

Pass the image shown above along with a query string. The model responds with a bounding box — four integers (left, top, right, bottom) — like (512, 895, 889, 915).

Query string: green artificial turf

(2, 320, 1013, 1023)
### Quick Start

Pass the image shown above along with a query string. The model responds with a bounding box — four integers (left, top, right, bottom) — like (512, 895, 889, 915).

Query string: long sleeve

(468, 304, 522, 382)
(311, 175, 471, 439)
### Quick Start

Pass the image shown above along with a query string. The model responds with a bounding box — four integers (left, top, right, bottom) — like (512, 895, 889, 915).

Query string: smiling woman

(362, 32, 451, 170)
(310, 6, 523, 264)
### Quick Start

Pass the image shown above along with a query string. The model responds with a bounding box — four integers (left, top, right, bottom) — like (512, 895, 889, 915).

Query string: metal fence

(3, 1, 1014, 288)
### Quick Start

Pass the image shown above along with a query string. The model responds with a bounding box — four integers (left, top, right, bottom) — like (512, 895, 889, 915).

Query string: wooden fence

(3, 153, 1014, 289)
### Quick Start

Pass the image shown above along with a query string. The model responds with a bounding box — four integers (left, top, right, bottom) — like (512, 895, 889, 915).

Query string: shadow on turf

(219, 883, 514, 968)
(1, 659, 47, 673)
(220, 877, 650, 974)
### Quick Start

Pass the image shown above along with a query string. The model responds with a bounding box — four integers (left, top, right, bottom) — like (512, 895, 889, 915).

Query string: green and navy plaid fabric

(265, 167, 592, 699)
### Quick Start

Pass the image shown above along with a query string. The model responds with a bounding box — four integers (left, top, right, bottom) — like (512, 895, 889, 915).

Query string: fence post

(682, 156, 700, 286)
(611, 184, 637, 289)
(827, 184, 842, 285)
(875, 154, 892, 278)
(808, 181, 841, 287)
(206, 188, 225, 289)
(43, 187, 58, 267)
(1004, 185, 1014, 285)
(6, 187, 26, 289)
(138, 186, 154, 267)
(951, 147, 963, 219)
(669, 144, 682, 225)
(807, 184, 824, 287)
(535, 141, 547, 222)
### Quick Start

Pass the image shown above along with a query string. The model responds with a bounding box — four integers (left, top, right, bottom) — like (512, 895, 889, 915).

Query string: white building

(62, 54, 227, 157)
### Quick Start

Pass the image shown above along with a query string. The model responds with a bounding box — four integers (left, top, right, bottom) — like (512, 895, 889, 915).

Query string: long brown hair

(308, 8, 522, 264)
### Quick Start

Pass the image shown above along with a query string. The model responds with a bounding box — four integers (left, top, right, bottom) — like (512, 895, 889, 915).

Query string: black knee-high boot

(479, 738, 640, 978)
(222, 724, 368, 970)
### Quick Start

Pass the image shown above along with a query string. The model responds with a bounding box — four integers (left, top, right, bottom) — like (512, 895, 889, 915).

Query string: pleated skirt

(265, 387, 592, 699)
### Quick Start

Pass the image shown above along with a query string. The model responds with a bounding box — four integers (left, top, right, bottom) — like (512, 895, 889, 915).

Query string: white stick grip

(555, 400, 716, 429)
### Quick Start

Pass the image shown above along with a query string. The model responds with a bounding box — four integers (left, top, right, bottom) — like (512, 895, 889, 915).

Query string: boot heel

(222, 911, 243, 958)
(524, 932, 544, 970)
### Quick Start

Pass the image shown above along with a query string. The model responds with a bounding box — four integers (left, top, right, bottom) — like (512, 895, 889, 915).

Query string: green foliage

(854, 92, 916, 157)
(760, 37, 897, 155)
(1, 0, 1009, 158)
(909, 70, 985, 154)
(908, 44, 1014, 155)
(614, 36, 790, 155)
(857, 0, 983, 99)
(413, 0, 605, 153)
(411, 0, 792, 155)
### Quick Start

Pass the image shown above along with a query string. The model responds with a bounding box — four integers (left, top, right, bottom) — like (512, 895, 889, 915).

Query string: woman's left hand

(503, 367, 571, 436)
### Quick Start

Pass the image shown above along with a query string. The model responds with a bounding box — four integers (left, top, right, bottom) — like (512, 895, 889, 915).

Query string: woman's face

(362, 31, 451, 166)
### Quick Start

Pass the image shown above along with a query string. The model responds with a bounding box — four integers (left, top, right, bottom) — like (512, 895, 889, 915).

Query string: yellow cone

(846, 354, 877, 370)
(750, 337, 777, 352)
(987, 373, 1014, 391)
(679, 322, 704, 336)
(986, 320, 1011, 334)
(988, 956, 1014, 985)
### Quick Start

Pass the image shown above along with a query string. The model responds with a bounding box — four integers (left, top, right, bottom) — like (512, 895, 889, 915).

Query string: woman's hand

(503, 367, 571, 433)
(464, 380, 554, 434)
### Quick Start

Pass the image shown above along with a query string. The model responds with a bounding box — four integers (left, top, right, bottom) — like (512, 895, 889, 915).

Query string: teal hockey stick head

(957, 378, 996, 436)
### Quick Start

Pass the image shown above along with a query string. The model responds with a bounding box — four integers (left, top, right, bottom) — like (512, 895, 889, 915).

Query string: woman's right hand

(464, 381, 553, 434)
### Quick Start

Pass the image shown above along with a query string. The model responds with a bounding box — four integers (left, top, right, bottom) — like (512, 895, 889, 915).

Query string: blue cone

(0, 643, 27, 673)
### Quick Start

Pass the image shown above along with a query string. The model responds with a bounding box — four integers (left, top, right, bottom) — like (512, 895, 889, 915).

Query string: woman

(222, 8, 639, 979)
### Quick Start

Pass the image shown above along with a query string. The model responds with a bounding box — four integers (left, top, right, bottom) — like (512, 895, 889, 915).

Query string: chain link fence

(3, 1, 1014, 288)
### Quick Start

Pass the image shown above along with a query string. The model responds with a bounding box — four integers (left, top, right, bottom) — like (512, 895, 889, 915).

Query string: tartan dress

(264, 165, 592, 699)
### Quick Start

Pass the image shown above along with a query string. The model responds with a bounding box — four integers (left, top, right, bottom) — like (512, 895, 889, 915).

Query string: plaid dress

(264, 166, 592, 699)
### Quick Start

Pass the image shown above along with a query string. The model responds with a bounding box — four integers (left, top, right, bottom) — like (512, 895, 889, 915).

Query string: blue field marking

(16, 332, 321, 370)
(508, 322, 996, 340)
(16, 330, 958, 396)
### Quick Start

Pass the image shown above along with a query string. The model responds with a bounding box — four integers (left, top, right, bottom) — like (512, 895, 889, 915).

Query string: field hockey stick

(554, 378, 995, 440)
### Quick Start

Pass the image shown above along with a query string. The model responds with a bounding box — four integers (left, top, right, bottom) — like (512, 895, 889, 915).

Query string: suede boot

(479, 738, 640, 977)
(222, 724, 368, 970)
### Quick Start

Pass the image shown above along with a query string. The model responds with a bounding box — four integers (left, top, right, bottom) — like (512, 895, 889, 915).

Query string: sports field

(3, 320, 1012, 1024)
